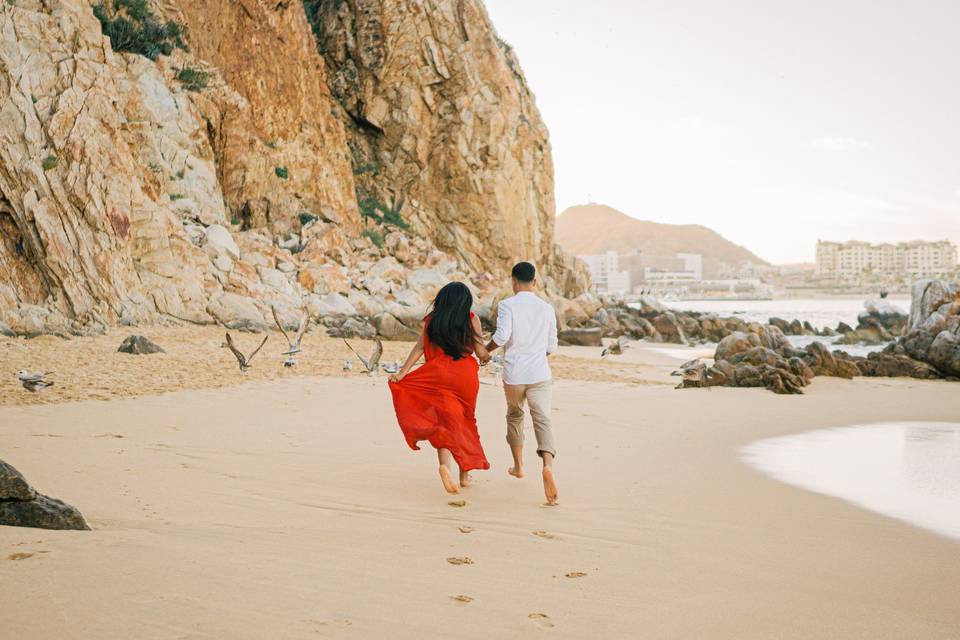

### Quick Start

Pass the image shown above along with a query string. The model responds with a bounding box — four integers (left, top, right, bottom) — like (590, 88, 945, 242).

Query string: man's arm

(486, 301, 511, 353)
(546, 307, 559, 356)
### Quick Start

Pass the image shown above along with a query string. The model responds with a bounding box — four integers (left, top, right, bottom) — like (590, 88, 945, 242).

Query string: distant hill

(555, 204, 768, 279)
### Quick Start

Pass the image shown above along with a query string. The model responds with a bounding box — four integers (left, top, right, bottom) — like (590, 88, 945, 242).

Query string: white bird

(344, 338, 383, 375)
(342, 360, 353, 372)
(16, 370, 54, 392)
(601, 336, 632, 358)
(272, 307, 309, 367)
(224, 332, 269, 372)
(381, 360, 400, 375)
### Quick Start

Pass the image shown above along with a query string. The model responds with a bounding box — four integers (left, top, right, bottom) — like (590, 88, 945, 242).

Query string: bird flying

(343, 338, 383, 374)
(601, 336, 632, 358)
(272, 307, 309, 366)
(224, 332, 268, 371)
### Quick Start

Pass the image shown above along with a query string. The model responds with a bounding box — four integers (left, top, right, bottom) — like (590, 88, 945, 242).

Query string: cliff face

(0, 1, 216, 331)
(308, 0, 576, 288)
(0, 0, 582, 336)
(169, 0, 359, 233)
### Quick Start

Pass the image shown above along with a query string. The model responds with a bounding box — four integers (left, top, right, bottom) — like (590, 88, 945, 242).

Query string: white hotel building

(816, 240, 957, 279)
(579, 250, 631, 295)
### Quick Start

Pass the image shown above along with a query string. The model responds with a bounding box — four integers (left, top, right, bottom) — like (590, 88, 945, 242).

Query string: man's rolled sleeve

(491, 302, 512, 347)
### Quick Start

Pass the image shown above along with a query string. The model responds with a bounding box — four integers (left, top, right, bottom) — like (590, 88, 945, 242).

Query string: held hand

(389, 373, 404, 383)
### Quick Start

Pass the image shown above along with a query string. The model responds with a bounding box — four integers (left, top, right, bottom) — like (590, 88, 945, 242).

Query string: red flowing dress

(388, 315, 490, 472)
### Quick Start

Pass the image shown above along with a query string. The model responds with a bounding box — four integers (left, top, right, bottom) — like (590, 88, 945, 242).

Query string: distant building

(676, 253, 703, 281)
(816, 240, 958, 279)
(579, 250, 631, 295)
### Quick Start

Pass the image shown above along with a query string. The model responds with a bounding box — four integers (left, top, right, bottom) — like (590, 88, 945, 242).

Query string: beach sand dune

(2, 363, 959, 638)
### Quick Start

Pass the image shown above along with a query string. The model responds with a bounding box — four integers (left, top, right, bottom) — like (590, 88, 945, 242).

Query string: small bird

(272, 307, 309, 367)
(16, 370, 53, 392)
(224, 332, 268, 371)
(671, 359, 707, 388)
(601, 336, 632, 358)
(381, 360, 400, 375)
(343, 338, 383, 375)
(342, 360, 354, 372)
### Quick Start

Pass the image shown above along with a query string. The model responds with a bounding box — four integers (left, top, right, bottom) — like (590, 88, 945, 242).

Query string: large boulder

(1, 460, 36, 501)
(206, 293, 269, 331)
(802, 341, 860, 379)
(651, 313, 688, 345)
(558, 328, 603, 347)
(715, 332, 762, 362)
(307, 293, 358, 319)
(908, 280, 960, 332)
(117, 335, 165, 355)
(0, 459, 89, 530)
(204, 225, 241, 260)
(374, 313, 420, 341)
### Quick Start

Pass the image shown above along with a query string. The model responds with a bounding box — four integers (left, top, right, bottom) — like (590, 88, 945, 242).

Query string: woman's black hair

(426, 282, 476, 360)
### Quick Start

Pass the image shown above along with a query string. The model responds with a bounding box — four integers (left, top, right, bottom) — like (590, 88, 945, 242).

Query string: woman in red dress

(388, 282, 491, 494)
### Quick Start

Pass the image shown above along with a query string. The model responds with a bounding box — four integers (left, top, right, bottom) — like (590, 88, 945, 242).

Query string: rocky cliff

(306, 0, 580, 292)
(0, 0, 582, 337)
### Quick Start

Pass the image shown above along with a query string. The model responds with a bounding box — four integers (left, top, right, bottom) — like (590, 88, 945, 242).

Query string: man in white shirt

(485, 262, 559, 505)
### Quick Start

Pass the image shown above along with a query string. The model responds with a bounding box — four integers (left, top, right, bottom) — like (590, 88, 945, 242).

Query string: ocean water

(664, 297, 910, 332)
(742, 422, 960, 542)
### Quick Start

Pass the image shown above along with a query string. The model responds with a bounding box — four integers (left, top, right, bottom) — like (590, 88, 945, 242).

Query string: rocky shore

(670, 279, 958, 394)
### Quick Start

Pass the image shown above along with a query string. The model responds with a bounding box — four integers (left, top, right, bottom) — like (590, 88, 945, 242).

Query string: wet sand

(2, 332, 960, 638)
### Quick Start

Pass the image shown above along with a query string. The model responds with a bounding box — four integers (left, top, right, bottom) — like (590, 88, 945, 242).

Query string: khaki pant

(503, 381, 556, 458)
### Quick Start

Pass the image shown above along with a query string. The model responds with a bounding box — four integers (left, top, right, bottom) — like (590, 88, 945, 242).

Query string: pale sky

(484, 0, 959, 264)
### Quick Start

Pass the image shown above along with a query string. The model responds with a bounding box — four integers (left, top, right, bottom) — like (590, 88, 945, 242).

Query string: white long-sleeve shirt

(491, 292, 558, 385)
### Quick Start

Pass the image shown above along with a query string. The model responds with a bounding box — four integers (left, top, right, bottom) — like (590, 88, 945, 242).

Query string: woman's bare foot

(542, 467, 558, 505)
(508, 466, 524, 479)
(459, 471, 472, 487)
(439, 466, 459, 494)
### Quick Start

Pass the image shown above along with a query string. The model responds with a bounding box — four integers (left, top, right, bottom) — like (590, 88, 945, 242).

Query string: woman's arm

(389, 328, 425, 383)
(471, 315, 491, 364)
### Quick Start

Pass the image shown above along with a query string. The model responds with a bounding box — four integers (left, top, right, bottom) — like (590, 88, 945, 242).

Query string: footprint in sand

(531, 530, 555, 539)
(448, 500, 468, 508)
(446, 556, 474, 565)
(528, 613, 554, 629)
(458, 526, 474, 534)
(565, 571, 587, 579)
(310, 618, 352, 628)
(450, 595, 474, 603)
(7, 552, 35, 561)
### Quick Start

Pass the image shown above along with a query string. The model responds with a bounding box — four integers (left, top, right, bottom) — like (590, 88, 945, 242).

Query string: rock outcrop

(118, 335, 165, 354)
(895, 279, 960, 376)
(307, 0, 584, 293)
(0, 459, 90, 530)
(836, 299, 908, 345)
(0, 0, 584, 337)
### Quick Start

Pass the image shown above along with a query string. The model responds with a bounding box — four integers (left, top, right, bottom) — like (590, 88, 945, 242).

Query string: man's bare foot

(459, 471, 472, 487)
(439, 466, 459, 494)
(508, 466, 524, 478)
(542, 467, 558, 505)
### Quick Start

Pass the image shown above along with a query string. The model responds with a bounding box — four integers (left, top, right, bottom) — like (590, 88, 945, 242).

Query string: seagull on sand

(601, 336, 632, 358)
(343, 338, 383, 375)
(342, 360, 353, 372)
(272, 307, 309, 367)
(224, 332, 269, 372)
(670, 358, 706, 388)
(381, 360, 400, 375)
(16, 370, 54, 392)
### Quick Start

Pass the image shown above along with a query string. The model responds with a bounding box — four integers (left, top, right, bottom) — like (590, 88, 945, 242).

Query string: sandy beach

(2, 332, 960, 639)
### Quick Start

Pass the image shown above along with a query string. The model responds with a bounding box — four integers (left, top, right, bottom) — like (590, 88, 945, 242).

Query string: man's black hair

(511, 261, 536, 283)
